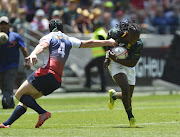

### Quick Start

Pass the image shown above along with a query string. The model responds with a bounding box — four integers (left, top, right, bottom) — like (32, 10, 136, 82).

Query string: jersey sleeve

(17, 34, 25, 48)
(69, 37, 81, 48)
(39, 33, 53, 44)
(107, 28, 117, 40)
(107, 28, 124, 44)
(129, 39, 144, 59)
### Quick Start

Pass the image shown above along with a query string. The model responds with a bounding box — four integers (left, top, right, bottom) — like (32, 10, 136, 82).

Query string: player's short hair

(49, 19, 63, 32)
(116, 20, 140, 37)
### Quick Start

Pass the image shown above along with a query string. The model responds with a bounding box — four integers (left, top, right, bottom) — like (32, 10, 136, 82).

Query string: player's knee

(15, 91, 22, 101)
(14, 92, 19, 100)
(121, 89, 131, 98)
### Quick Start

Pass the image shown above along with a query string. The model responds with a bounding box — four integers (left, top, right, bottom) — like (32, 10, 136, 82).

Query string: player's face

(128, 32, 140, 45)
(0, 22, 9, 33)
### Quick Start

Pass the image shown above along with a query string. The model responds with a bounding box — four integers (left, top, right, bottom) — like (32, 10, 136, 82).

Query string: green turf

(0, 94, 179, 137)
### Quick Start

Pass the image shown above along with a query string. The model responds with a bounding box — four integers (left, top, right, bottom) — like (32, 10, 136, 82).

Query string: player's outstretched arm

(26, 42, 49, 65)
(80, 38, 117, 48)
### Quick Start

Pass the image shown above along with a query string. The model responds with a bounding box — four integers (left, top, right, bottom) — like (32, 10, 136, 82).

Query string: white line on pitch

(0, 106, 180, 115)
(80, 121, 179, 127)
(46, 121, 179, 127)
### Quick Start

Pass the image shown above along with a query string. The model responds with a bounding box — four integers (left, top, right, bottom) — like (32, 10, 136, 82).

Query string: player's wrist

(25, 58, 30, 62)
(106, 50, 110, 59)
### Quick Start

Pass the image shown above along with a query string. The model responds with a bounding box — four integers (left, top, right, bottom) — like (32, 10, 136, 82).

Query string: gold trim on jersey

(127, 43, 132, 49)
(121, 31, 128, 37)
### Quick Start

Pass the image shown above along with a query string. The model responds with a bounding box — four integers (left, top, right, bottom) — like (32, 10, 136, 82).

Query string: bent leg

(6, 71, 59, 128)
(15, 80, 40, 101)
(113, 73, 131, 109)
(15, 80, 46, 114)
(113, 73, 135, 121)
(17, 92, 43, 108)
(2, 92, 43, 127)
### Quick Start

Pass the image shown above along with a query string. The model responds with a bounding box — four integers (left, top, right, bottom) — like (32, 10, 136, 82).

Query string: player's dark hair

(49, 19, 63, 32)
(116, 20, 140, 38)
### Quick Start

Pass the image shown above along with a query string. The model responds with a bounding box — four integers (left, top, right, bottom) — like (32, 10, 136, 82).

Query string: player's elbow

(119, 61, 137, 67)
(129, 64, 136, 67)
(129, 62, 137, 67)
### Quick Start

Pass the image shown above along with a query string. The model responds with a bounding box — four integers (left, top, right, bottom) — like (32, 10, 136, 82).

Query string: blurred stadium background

(0, 0, 179, 94)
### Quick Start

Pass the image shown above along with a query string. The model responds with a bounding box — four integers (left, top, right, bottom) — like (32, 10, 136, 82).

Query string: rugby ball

(0, 32, 8, 45)
(112, 46, 128, 59)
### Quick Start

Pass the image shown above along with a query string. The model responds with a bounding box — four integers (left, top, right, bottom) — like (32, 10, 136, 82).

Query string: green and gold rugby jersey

(107, 27, 143, 60)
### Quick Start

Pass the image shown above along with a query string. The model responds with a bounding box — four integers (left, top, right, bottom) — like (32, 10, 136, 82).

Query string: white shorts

(108, 61, 136, 85)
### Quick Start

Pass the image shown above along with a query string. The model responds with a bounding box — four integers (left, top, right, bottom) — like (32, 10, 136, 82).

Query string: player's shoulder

(108, 27, 119, 35)
(9, 31, 24, 41)
(108, 27, 122, 40)
(42, 32, 58, 39)
(60, 31, 69, 38)
(9, 31, 19, 37)
(39, 32, 55, 43)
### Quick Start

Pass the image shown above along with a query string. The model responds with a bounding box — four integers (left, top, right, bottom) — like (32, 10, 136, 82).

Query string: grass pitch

(0, 93, 179, 137)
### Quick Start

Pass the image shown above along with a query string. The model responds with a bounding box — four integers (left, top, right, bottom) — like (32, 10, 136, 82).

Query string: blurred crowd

(0, 0, 179, 35)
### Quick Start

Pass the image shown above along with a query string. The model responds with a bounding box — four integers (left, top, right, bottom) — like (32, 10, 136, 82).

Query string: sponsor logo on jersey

(54, 35, 67, 40)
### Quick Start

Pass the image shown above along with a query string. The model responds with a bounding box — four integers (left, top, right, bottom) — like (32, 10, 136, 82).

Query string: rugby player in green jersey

(104, 20, 143, 128)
